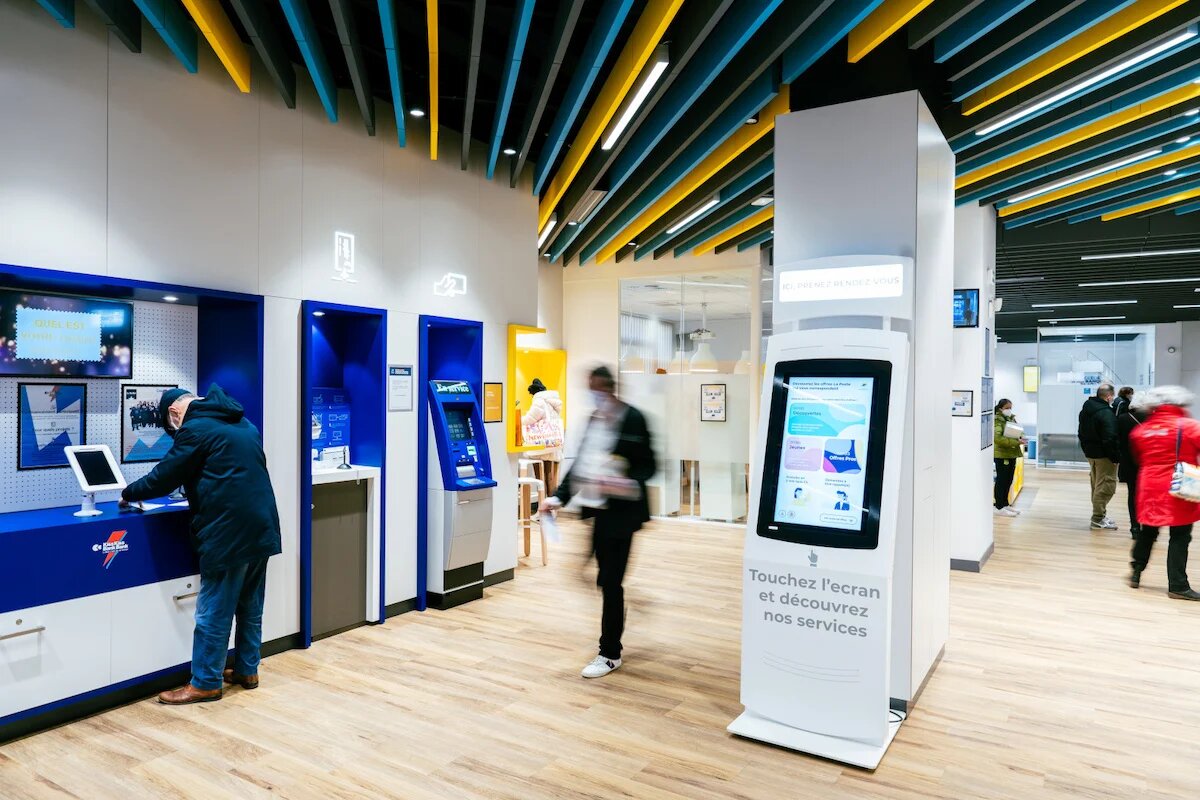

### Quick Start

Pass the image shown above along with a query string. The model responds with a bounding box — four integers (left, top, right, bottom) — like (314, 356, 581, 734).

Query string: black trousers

(994, 458, 1016, 509)
(1124, 473, 1140, 536)
(592, 516, 634, 660)
(1131, 523, 1193, 593)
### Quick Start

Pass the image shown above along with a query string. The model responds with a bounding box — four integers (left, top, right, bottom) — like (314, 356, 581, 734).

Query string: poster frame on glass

(700, 383, 727, 422)
(951, 389, 973, 417)
(120, 383, 178, 464)
(17, 382, 87, 470)
(981, 412, 994, 450)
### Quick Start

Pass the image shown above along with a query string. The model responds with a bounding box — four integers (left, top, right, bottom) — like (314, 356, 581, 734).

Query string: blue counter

(0, 500, 194, 614)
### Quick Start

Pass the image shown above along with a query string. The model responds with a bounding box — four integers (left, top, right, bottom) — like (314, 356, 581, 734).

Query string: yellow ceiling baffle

(180, 0, 251, 92)
(427, 0, 439, 160)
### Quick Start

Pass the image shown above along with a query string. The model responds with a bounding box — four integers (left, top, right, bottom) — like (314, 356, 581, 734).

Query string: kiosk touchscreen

(427, 380, 496, 607)
(729, 328, 908, 770)
(64, 445, 126, 517)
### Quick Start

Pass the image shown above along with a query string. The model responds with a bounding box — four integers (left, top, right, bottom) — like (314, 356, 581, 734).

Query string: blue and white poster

(18, 383, 86, 469)
(121, 384, 175, 463)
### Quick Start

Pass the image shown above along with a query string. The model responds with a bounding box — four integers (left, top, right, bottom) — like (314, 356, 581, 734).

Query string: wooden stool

(517, 459, 548, 565)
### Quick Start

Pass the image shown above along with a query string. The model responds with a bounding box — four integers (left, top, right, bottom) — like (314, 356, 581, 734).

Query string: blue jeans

(192, 558, 269, 690)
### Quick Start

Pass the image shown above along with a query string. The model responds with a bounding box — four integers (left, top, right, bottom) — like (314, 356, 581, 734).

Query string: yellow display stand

(506, 324, 567, 454)
(1008, 457, 1024, 505)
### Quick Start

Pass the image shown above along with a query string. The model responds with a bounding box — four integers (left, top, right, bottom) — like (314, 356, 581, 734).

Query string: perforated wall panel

(0, 301, 198, 513)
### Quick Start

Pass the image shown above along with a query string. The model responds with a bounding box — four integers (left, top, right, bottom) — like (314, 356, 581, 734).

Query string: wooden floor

(3, 468, 1200, 799)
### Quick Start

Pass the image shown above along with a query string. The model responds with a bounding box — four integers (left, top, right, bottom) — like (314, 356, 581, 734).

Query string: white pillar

(950, 204, 996, 571)
(773, 90, 953, 707)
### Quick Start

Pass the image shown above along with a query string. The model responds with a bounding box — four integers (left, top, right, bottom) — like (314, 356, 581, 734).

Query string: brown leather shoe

(158, 684, 221, 705)
(223, 668, 259, 689)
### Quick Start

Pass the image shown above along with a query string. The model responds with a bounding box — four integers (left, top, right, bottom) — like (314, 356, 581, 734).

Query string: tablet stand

(74, 492, 102, 518)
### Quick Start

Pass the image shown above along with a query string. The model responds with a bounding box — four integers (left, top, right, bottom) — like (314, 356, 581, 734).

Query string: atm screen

(445, 408, 474, 442)
(756, 358, 892, 549)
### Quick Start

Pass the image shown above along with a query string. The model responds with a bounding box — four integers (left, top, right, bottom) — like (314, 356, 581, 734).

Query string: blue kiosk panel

(428, 379, 497, 491)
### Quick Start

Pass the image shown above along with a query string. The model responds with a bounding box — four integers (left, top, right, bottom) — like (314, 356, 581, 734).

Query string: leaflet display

(756, 359, 892, 550)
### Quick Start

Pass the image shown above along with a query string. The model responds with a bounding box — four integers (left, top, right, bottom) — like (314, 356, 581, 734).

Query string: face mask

(1002, 409, 1013, 418)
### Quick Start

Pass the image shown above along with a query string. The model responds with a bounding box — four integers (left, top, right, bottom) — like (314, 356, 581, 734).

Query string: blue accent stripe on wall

(581, 70, 777, 263)
(532, 0, 635, 195)
(487, 0, 537, 180)
(950, 0, 1136, 102)
(934, 0, 1036, 63)
(132, 0, 199, 72)
(35, 0, 75, 27)
(378, 0, 407, 146)
(279, 0, 339, 123)
(595, 0, 785, 215)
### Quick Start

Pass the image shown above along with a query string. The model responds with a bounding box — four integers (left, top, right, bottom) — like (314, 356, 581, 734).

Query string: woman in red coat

(1129, 386, 1200, 600)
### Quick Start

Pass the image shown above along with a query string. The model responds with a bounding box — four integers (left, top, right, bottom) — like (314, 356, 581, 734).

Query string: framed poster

(388, 365, 413, 412)
(1023, 365, 1039, 393)
(981, 412, 994, 450)
(951, 390, 973, 417)
(17, 383, 87, 470)
(483, 382, 503, 423)
(701, 383, 727, 422)
(981, 376, 994, 412)
(121, 384, 177, 463)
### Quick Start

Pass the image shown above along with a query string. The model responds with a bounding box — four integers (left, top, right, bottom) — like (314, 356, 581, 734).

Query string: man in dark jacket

(120, 385, 282, 704)
(1078, 383, 1120, 530)
(543, 366, 656, 679)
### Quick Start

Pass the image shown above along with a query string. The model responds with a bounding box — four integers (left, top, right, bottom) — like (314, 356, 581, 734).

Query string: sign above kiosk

(778, 263, 903, 303)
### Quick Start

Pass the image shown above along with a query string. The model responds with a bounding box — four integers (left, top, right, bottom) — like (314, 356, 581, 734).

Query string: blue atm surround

(0, 261, 265, 742)
(428, 380, 497, 491)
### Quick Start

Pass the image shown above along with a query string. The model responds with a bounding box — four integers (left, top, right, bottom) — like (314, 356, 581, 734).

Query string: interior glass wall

(618, 270, 754, 522)
(1036, 324, 1155, 467)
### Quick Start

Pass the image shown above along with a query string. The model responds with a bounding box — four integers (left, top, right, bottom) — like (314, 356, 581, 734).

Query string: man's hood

(186, 384, 245, 424)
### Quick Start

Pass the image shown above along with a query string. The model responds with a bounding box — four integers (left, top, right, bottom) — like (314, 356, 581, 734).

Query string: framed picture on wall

(951, 390, 973, 417)
(701, 383, 727, 422)
(121, 384, 177, 463)
(981, 412, 994, 450)
(17, 383, 87, 470)
(483, 382, 503, 423)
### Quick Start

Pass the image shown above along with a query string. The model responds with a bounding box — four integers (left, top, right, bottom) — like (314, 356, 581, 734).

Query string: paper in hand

(540, 511, 562, 543)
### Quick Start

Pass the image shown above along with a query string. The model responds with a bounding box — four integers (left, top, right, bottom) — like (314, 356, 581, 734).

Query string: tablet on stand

(64, 445, 127, 517)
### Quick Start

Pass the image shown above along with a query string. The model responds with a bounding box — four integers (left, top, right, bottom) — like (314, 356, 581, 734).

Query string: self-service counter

(426, 379, 496, 608)
(0, 500, 201, 739)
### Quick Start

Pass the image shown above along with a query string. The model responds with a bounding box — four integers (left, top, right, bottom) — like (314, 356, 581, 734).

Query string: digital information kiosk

(64, 445, 127, 517)
(426, 379, 496, 608)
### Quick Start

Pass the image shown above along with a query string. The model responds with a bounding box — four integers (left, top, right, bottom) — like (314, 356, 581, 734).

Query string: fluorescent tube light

(1166, 170, 1179, 176)
(656, 280, 744, 289)
(996, 276, 1044, 284)
(1038, 316, 1127, 323)
(1030, 300, 1137, 307)
(601, 44, 669, 151)
(1007, 148, 1162, 203)
(410, 108, 426, 118)
(666, 197, 720, 234)
(1081, 248, 1200, 260)
(998, 310, 1047, 314)
(751, 196, 774, 207)
(1081, 276, 1200, 286)
(976, 27, 1199, 137)
(503, 147, 516, 156)
(537, 213, 557, 248)
(1174, 304, 1200, 308)
(1177, 136, 1192, 143)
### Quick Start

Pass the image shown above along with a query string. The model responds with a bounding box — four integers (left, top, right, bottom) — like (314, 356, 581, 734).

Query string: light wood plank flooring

(3, 468, 1199, 799)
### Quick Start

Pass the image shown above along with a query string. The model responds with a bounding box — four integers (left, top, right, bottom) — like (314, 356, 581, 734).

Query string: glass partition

(618, 270, 754, 522)
(1036, 324, 1155, 467)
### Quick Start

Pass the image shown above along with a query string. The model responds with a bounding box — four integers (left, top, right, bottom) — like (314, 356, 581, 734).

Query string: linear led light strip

(665, 197, 719, 234)
(601, 44, 670, 151)
(1175, 303, 1200, 308)
(1081, 247, 1200, 260)
(1039, 315, 1127, 323)
(1080, 276, 1200, 286)
(1030, 300, 1138, 307)
(1006, 148, 1162, 204)
(537, 213, 558, 248)
(976, 27, 1200, 137)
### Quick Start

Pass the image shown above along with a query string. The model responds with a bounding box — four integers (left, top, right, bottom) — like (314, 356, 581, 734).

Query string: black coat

(1116, 410, 1142, 484)
(123, 385, 283, 574)
(555, 403, 656, 534)
(1078, 395, 1120, 462)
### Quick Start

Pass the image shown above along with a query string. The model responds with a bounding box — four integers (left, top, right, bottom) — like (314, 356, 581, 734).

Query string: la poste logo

(92, 530, 129, 569)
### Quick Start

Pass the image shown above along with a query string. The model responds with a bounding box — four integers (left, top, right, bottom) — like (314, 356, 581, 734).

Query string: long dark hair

(995, 399, 1012, 414)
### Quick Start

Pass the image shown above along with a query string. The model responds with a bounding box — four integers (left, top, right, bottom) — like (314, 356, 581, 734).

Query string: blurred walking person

(1129, 386, 1200, 600)
(542, 366, 657, 678)
(1116, 395, 1145, 541)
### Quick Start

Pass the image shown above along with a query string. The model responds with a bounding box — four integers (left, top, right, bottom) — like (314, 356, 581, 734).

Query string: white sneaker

(994, 507, 1017, 517)
(581, 655, 622, 679)
(1009, 508, 1022, 515)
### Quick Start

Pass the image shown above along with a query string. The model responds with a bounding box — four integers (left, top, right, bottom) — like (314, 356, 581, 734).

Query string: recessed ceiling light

(627, 241, 637, 247)
(1188, 108, 1200, 116)
(1081, 247, 1200, 261)
(1177, 136, 1192, 144)
(745, 116, 758, 124)
(162, 295, 179, 303)
(312, 310, 325, 317)
(410, 108, 426, 118)
(567, 220, 579, 226)
(1030, 300, 1137, 308)
(503, 147, 517, 156)
(1165, 169, 1179, 176)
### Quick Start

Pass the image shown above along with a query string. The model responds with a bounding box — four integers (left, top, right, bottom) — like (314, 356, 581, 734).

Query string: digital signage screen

(756, 359, 892, 549)
(0, 291, 133, 378)
(953, 289, 979, 328)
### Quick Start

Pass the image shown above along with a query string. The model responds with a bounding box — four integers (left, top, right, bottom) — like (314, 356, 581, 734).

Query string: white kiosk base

(728, 711, 902, 770)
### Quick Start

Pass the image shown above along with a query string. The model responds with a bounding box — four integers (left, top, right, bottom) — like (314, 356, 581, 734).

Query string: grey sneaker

(1091, 519, 1118, 530)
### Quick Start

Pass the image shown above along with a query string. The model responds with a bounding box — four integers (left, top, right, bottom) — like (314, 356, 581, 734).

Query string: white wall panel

(0, 6, 108, 274)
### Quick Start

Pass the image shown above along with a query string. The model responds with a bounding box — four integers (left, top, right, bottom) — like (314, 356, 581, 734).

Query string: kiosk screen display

(757, 359, 892, 549)
(75, 449, 119, 487)
(445, 408, 474, 442)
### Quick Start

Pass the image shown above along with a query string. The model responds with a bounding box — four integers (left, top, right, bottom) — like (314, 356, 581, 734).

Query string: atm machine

(426, 379, 496, 608)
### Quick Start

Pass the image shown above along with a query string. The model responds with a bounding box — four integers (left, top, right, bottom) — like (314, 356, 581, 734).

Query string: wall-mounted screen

(756, 359, 892, 549)
(953, 289, 979, 328)
(0, 290, 133, 377)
